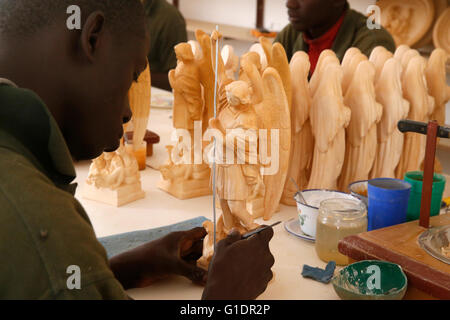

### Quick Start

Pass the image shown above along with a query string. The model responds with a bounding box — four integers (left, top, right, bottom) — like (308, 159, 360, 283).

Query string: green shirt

(0, 82, 129, 299)
(274, 8, 396, 63)
(144, 0, 187, 73)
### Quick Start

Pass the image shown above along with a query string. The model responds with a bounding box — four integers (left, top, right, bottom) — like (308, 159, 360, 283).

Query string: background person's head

(286, 0, 348, 37)
(0, 0, 149, 160)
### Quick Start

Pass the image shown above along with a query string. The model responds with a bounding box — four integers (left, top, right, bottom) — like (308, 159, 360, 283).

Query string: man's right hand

(201, 227, 275, 300)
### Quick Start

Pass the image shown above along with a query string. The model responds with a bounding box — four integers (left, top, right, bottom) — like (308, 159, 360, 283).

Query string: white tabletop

(73, 88, 341, 300)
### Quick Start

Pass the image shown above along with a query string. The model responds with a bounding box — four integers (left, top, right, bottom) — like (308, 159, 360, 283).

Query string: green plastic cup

(404, 171, 446, 222)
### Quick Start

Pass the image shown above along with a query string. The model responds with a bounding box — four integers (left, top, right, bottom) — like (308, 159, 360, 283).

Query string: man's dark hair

(0, 0, 146, 38)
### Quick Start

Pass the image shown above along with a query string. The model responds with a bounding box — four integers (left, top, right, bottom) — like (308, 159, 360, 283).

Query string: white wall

(170, 0, 376, 31)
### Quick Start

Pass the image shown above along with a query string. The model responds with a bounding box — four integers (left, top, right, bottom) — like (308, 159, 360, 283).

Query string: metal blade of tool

(212, 25, 219, 253)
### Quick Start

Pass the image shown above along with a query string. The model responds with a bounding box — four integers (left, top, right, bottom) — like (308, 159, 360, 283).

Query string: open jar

(315, 198, 367, 266)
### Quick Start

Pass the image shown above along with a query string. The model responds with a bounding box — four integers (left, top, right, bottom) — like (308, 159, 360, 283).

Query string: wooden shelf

(186, 19, 258, 42)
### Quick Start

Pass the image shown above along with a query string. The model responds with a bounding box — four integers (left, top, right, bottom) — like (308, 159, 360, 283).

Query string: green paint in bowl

(332, 260, 408, 300)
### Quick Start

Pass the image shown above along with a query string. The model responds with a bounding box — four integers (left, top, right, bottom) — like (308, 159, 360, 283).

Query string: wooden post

(256, 0, 265, 29)
(419, 121, 439, 228)
(173, 0, 179, 9)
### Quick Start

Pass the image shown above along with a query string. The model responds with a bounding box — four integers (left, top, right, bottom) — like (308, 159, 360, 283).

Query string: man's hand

(109, 227, 208, 289)
(202, 227, 275, 300)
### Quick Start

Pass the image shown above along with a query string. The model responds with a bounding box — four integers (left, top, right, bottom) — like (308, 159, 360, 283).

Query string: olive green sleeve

(353, 26, 396, 57)
(151, 19, 187, 74)
(0, 150, 130, 300)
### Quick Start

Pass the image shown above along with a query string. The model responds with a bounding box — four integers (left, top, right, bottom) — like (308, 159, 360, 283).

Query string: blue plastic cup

(367, 178, 412, 231)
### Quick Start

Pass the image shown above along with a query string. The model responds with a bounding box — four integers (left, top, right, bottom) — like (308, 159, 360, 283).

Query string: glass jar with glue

(315, 198, 367, 266)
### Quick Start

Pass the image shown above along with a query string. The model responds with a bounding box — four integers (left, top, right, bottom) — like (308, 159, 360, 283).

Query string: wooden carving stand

(339, 120, 450, 299)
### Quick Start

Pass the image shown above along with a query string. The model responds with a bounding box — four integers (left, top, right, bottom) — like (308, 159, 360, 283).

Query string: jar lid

(319, 198, 367, 221)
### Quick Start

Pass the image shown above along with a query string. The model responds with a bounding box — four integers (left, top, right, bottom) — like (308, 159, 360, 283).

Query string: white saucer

(284, 218, 315, 242)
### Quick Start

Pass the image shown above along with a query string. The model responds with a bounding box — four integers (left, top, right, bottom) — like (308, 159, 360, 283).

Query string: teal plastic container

(404, 171, 446, 222)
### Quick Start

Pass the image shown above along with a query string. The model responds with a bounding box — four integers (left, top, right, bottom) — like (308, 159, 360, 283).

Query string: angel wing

(426, 48, 450, 125)
(259, 67, 291, 220)
(341, 49, 367, 95)
(344, 60, 382, 147)
(128, 63, 151, 149)
(271, 43, 293, 112)
(309, 50, 340, 97)
(310, 63, 349, 153)
(369, 46, 394, 83)
(376, 58, 410, 142)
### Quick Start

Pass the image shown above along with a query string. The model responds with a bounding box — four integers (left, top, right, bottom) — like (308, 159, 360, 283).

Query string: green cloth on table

(99, 216, 208, 259)
(274, 8, 396, 63)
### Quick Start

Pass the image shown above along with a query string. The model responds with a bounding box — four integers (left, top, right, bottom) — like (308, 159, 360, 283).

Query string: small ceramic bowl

(332, 260, 408, 300)
(348, 180, 368, 208)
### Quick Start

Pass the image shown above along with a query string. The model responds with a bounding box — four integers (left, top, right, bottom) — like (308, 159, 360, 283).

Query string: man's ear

(80, 11, 106, 62)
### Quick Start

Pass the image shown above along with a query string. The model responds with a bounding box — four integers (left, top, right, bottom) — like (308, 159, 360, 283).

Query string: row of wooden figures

(198, 40, 449, 270)
(281, 44, 450, 206)
(233, 40, 450, 207)
(160, 32, 449, 217)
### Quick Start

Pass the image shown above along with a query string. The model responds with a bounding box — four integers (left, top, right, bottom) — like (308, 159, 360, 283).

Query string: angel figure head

(225, 80, 252, 107)
(174, 43, 195, 62)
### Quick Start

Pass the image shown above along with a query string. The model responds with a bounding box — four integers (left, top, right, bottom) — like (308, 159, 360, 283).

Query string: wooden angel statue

(341, 48, 368, 95)
(195, 29, 217, 131)
(208, 80, 263, 236)
(84, 143, 145, 207)
(338, 60, 383, 191)
(281, 51, 314, 206)
(307, 63, 351, 190)
(169, 43, 203, 133)
(221, 45, 240, 80)
(370, 58, 410, 179)
(396, 55, 435, 179)
(309, 49, 341, 98)
(158, 42, 211, 200)
(369, 46, 394, 83)
(426, 48, 450, 126)
(257, 37, 292, 112)
(126, 62, 151, 170)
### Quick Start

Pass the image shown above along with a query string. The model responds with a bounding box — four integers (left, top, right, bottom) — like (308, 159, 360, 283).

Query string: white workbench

(73, 88, 341, 300)
(73, 88, 450, 300)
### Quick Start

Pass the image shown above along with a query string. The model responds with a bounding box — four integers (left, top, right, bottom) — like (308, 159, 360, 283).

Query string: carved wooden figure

(126, 63, 151, 170)
(378, 0, 435, 47)
(84, 143, 145, 207)
(259, 68, 292, 220)
(370, 58, 410, 179)
(426, 48, 450, 126)
(307, 63, 351, 190)
(309, 49, 341, 98)
(222, 45, 240, 80)
(338, 60, 383, 191)
(369, 46, 394, 83)
(281, 51, 314, 206)
(341, 47, 366, 95)
(158, 42, 211, 199)
(396, 55, 435, 179)
(209, 80, 263, 235)
(433, 7, 450, 54)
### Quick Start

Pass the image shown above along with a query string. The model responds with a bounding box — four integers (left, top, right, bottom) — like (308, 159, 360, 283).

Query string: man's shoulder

(275, 24, 300, 45)
(0, 148, 123, 299)
(348, 9, 396, 53)
(0, 85, 46, 111)
(148, 0, 185, 27)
